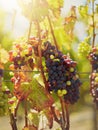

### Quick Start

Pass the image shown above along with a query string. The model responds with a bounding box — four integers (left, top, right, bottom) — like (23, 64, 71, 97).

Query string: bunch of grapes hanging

(42, 41, 81, 104)
(9, 42, 34, 100)
(88, 47, 98, 107)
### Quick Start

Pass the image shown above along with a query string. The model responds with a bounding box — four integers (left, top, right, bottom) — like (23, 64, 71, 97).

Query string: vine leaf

(28, 111, 39, 127)
(29, 78, 54, 111)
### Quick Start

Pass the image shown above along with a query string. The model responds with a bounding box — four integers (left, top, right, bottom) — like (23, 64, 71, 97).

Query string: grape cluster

(9, 43, 34, 70)
(9, 42, 34, 100)
(43, 41, 81, 104)
(29, 36, 39, 56)
(78, 42, 91, 57)
(88, 47, 98, 107)
(11, 72, 31, 101)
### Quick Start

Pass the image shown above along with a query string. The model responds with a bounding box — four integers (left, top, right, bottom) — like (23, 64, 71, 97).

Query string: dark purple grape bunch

(88, 47, 98, 107)
(43, 41, 81, 104)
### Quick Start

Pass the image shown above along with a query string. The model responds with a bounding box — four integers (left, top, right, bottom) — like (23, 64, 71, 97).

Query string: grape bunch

(88, 47, 98, 107)
(9, 42, 34, 101)
(78, 41, 91, 57)
(9, 43, 34, 70)
(43, 41, 81, 104)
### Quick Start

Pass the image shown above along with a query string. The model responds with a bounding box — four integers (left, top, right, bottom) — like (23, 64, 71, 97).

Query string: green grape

(70, 67, 74, 72)
(57, 90, 63, 97)
(62, 90, 67, 95)
(66, 81, 71, 86)
(78, 42, 91, 57)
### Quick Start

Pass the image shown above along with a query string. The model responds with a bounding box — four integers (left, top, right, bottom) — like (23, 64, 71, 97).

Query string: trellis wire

(0, 69, 91, 82)
(1, 69, 91, 74)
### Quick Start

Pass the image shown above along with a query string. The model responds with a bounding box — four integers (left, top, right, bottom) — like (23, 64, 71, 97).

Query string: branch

(14, 100, 20, 117)
(59, 97, 66, 129)
(9, 110, 17, 130)
(35, 19, 61, 128)
(47, 15, 58, 50)
(27, 10, 34, 42)
(65, 103, 70, 130)
(92, 0, 96, 47)
(51, 106, 60, 124)
(36, 20, 49, 91)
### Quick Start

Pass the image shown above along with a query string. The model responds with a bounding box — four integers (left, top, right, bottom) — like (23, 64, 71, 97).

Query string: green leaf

(29, 78, 53, 110)
(28, 112, 39, 127)
(78, 5, 88, 17)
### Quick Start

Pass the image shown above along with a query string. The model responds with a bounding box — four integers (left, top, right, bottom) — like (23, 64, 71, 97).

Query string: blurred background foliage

(0, 0, 98, 130)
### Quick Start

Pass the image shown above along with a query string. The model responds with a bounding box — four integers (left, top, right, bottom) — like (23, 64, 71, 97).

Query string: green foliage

(29, 78, 53, 110)
(28, 111, 39, 127)
(78, 5, 88, 18)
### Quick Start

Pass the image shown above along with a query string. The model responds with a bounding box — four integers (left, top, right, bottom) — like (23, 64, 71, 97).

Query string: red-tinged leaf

(64, 16, 76, 24)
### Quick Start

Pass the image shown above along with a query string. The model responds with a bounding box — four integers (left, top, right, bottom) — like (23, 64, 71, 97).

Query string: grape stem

(47, 15, 58, 50)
